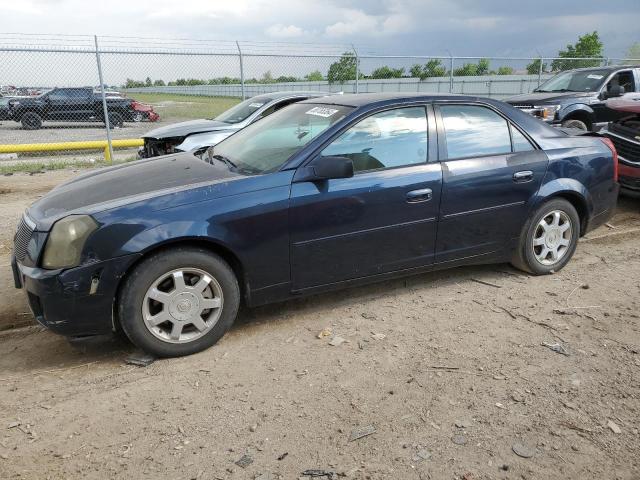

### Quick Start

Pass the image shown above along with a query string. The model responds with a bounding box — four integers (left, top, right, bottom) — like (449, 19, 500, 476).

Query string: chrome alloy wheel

(142, 268, 223, 343)
(532, 210, 572, 266)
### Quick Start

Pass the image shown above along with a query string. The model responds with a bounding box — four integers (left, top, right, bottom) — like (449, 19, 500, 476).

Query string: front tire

(512, 198, 580, 275)
(561, 119, 588, 131)
(118, 247, 240, 357)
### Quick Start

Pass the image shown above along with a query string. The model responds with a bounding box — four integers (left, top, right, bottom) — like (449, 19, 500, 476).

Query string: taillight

(600, 137, 618, 182)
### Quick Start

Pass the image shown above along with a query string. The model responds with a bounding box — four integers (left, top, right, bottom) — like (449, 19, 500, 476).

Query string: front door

(434, 103, 548, 263)
(289, 105, 442, 290)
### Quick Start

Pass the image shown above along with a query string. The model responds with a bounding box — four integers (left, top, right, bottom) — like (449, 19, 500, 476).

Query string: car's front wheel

(512, 198, 580, 275)
(118, 247, 240, 357)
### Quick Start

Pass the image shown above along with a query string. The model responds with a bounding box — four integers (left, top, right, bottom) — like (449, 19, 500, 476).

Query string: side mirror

(604, 85, 625, 99)
(294, 156, 354, 183)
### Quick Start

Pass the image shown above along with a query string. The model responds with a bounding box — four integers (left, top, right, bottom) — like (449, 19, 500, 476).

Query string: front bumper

(13, 253, 140, 337)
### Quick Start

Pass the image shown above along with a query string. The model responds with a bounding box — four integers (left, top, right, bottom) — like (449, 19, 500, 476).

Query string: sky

(1, 0, 639, 57)
(1, 0, 639, 86)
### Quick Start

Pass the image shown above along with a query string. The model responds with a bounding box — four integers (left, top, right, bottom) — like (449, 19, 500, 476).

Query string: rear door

(289, 105, 442, 290)
(434, 103, 548, 263)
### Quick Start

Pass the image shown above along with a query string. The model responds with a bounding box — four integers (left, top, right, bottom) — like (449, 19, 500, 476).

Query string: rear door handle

(406, 188, 433, 203)
(513, 170, 533, 182)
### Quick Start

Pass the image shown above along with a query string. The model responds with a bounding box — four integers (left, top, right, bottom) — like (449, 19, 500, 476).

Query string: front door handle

(406, 188, 433, 203)
(513, 170, 533, 183)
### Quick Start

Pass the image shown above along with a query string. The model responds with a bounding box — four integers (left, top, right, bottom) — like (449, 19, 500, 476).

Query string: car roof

(566, 65, 640, 72)
(252, 91, 327, 101)
(300, 92, 477, 108)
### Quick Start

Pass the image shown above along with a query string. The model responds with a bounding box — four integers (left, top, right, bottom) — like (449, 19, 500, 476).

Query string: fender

(559, 103, 594, 121)
(531, 177, 593, 233)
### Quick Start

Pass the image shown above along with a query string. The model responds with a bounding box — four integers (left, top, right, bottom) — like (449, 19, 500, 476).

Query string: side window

(48, 90, 69, 101)
(440, 105, 512, 159)
(321, 106, 428, 173)
(607, 71, 635, 93)
(510, 124, 534, 152)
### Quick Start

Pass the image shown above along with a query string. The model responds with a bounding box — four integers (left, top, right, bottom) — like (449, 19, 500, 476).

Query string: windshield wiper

(210, 154, 237, 170)
(548, 89, 573, 93)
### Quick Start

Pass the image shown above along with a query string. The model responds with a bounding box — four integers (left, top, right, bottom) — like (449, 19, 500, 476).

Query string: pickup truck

(7, 87, 136, 130)
(505, 65, 640, 131)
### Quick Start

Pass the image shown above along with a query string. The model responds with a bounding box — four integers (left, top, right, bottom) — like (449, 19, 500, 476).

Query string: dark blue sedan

(12, 93, 619, 357)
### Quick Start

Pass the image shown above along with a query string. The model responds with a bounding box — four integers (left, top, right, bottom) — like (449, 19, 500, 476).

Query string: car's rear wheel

(512, 198, 580, 275)
(118, 247, 240, 357)
(107, 112, 124, 128)
(21, 112, 42, 130)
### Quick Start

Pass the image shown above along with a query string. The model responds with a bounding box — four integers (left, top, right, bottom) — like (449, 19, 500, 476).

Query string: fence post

(236, 41, 245, 100)
(352, 44, 359, 94)
(94, 35, 113, 163)
(537, 57, 543, 87)
(449, 56, 454, 93)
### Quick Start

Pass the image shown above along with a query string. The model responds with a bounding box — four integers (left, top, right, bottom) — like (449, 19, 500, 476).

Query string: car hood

(29, 153, 238, 229)
(505, 91, 595, 104)
(143, 119, 233, 139)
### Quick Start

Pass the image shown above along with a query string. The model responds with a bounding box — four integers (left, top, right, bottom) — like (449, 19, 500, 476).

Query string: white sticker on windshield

(305, 107, 339, 117)
(587, 74, 603, 80)
(249, 102, 264, 108)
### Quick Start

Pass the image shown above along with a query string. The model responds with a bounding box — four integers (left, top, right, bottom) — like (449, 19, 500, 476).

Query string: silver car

(140, 91, 327, 158)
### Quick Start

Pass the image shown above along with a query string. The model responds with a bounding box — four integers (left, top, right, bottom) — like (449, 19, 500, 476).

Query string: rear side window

(440, 105, 512, 159)
(510, 124, 534, 152)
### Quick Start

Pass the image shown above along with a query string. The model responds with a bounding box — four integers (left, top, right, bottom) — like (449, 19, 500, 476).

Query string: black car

(13, 93, 619, 357)
(7, 87, 135, 130)
(506, 65, 640, 131)
(0, 95, 12, 121)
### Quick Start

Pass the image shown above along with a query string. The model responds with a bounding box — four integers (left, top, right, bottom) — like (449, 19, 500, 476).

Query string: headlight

(535, 105, 561, 121)
(42, 215, 98, 269)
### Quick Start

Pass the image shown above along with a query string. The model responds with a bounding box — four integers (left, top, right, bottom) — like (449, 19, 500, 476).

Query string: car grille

(14, 215, 34, 262)
(604, 133, 640, 165)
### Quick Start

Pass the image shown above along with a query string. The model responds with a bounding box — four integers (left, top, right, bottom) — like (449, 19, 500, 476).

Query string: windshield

(536, 69, 610, 93)
(213, 103, 353, 174)
(214, 96, 274, 124)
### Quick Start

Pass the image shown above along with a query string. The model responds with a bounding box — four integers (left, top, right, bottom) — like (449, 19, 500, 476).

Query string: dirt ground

(0, 170, 639, 480)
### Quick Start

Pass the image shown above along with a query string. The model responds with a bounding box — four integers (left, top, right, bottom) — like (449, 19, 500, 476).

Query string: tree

(305, 70, 324, 81)
(410, 59, 446, 80)
(496, 66, 514, 75)
(623, 42, 640, 62)
(369, 66, 404, 79)
(476, 58, 490, 76)
(124, 78, 145, 88)
(526, 58, 547, 75)
(551, 31, 604, 71)
(327, 52, 357, 84)
(276, 75, 298, 83)
(145, 77, 152, 87)
(153, 79, 165, 87)
(453, 63, 478, 76)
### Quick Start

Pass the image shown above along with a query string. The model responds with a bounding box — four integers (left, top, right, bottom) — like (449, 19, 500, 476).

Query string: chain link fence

(0, 33, 638, 170)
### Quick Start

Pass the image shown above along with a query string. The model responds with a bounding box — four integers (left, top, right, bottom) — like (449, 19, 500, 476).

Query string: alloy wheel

(142, 267, 224, 343)
(532, 210, 572, 266)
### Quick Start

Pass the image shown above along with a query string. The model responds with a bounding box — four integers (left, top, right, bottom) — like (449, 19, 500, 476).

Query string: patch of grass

(126, 93, 240, 121)
(0, 160, 102, 175)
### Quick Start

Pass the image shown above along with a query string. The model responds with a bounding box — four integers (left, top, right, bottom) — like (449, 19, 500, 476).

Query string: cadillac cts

(12, 93, 619, 357)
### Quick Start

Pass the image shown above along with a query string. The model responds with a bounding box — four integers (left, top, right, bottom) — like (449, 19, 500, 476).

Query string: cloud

(265, 24, 304, 38)
(325, 9, 378, 37)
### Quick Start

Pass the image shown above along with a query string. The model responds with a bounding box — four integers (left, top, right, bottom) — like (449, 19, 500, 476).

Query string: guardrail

(0, 138, 143, 162)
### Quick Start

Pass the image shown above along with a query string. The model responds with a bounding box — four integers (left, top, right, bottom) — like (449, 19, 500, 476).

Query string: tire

(132, 112, 144, 122)
(107, 112, 124, 129)
(511, 198, 580, 275)
(561, 119, 589, 131)
(118, 247, 240, 357)
(20, 112, 42, 130)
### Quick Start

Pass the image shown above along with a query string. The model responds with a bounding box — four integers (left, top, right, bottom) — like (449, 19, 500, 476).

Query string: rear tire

(107, 112, 124, 128)
(511, 198, 580, 275)
(118, 247, 240, 357)
(561, 119, 588, 131)
(20, 112, 42, 130)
